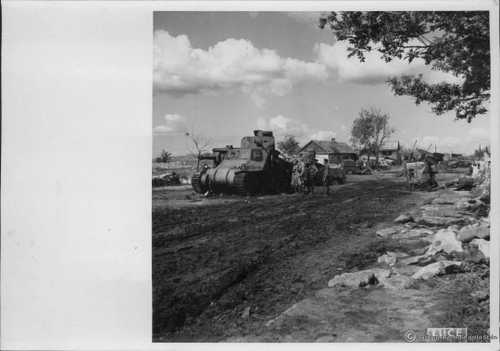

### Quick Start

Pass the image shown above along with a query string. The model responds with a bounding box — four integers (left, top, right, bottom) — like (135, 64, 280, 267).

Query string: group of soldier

(291, 158, 331, 195)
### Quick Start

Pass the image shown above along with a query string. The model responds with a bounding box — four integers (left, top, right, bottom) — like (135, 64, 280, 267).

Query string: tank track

(233, 172, 250, 196)
(191, 172, 205, 194)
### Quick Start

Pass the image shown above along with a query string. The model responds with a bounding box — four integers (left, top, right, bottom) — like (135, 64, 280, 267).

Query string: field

(152, 169, 489, 342)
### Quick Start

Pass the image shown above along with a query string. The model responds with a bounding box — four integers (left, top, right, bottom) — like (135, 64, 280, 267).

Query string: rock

(392, 228, 434, 241)
(470, 239, 489, 260)
(387, 251, 410, 258)
(379, 274, 413, 290)
(394, 214, 413, 224)
(328, 268, 391, 288)
(377, 253, 397, 266)
(425, 228, 463, 256)
(420, 204, 462, 218)
(412, 261, 462, 280)
(375, 226, 404, 238)
(399, 254, 427, 265)
(457, 199, 485, 212)
(416, 215, 465, 227)
(457, 223, 490, 242)
(378, 251, 410, 266)
(241, 306, 251, 319)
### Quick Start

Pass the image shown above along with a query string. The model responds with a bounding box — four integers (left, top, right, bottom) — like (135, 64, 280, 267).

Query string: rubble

(391, 228, 434, 241)
(415, 215, 465, 227)
(412, 261, 462, 280)
(425, 228, 463, 256)
(377, 251, 408, 266)
(328, 268, 391, 288)
(375, 226, 404, 238)
(457, 223, 490, 242)
(379, 274, 413, 290)
(470, 239, 489, 260)
(394, 214, 413, 224)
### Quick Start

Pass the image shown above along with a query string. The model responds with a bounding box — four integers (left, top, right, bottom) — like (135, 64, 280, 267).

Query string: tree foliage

(277, 135, 301, 156)
(320, 11, 490, 122)
(155, 149, 173, 163)
(473, 145, 490, 159)
(351, 108, 394, 164)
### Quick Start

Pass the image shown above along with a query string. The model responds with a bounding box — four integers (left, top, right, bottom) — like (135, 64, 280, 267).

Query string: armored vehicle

(191, 130, 292, 195)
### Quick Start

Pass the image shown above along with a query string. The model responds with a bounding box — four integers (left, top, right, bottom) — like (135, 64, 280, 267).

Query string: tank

(191, 130, 292, 195)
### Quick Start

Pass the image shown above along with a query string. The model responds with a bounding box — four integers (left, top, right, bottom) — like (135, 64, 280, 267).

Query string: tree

(473, 145, 490, 159)
(351, 108, 394, 166)
(155, 149, 173, 163)
(277, 135, 301, 156)
(185, 130, 212, 170)
(319, 11, 490, 122)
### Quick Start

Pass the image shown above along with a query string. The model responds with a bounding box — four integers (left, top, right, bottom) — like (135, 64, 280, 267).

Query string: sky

(153, 12, 491, 157)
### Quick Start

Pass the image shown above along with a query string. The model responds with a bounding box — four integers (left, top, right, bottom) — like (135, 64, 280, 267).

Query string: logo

(403, 329, 417, 343)
(427, 328, 467, 342)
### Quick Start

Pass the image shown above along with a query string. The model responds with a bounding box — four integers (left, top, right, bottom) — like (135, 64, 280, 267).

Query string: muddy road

(152, 173, 440, 341)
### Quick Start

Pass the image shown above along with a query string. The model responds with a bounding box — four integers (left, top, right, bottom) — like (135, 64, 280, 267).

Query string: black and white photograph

(1, 1, 499, 349)
(152, 11, 494, 342)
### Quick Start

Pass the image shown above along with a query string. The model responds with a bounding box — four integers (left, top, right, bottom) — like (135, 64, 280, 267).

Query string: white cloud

(154, 30, 463, 107)
(257, 115, 335, 142)
(310, 130, 336, 140)
(154, 30, 327, 105)
(153, 113, 186, 134)
(314, 41, 461, 85)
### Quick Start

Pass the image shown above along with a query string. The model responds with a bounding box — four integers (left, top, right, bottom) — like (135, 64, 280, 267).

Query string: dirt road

(153, 173, 440, 341)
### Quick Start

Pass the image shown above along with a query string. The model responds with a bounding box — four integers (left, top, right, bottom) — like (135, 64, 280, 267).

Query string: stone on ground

(328, 268, 391, 288)
(392, 228, 434, 241)
(470, 238, 489, 260)
(379, 274, 413, 290)
(416, 215, 465, 227)
(377, 251, 410, 266)
(412, 261, 462, 280)
(420, 204, 463, 218)
(394, 214, 413, 224)
(425, 228, 463, 256)
(376, 226, 404, 238)
(457, 223, 490, 242)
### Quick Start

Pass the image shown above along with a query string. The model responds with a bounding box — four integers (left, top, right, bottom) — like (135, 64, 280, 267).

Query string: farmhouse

(379, 140, 401, 162)
(299, 138, 357, 164)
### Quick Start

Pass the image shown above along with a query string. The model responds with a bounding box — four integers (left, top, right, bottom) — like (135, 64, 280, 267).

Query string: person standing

(304, 161, 318, 194)
(322, 159, 331, 195)
(291, 159, 302, 193)
(423, 156, 438, 189)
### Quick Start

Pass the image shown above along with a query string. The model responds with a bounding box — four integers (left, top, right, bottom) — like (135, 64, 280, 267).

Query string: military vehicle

(152, 172, 181, 187)
(191, 130, 293, 195)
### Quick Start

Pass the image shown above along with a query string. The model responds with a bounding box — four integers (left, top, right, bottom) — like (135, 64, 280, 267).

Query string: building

(358, 140, 401, 164)
(379, 140, 401, 163)
(298, 138, 357, 164)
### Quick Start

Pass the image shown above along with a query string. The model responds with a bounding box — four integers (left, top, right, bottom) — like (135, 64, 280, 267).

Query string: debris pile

(327, 165, 490, 296)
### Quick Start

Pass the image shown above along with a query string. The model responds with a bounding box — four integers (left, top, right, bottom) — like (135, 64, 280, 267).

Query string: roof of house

(300, 139, 356, 154)
(380, 140, 400, 151)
